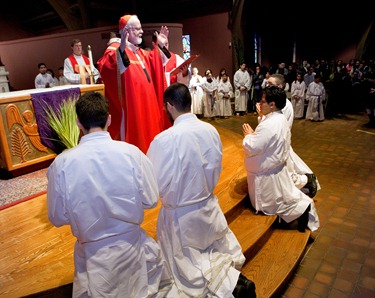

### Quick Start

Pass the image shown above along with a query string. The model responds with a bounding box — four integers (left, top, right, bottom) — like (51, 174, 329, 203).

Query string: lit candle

(87, 45, 94, 71)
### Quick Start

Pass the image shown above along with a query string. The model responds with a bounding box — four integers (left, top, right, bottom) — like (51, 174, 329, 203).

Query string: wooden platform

(0, 125, 310, 298)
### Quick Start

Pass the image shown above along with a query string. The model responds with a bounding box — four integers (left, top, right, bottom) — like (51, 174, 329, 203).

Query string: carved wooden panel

(0, 99, 56, 171)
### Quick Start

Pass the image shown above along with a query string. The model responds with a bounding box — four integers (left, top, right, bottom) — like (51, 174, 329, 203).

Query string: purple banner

(31, 88, 81, 153)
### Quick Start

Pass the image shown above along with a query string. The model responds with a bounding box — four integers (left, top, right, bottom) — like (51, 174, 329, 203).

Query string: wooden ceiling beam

(47, 0, 82, 31)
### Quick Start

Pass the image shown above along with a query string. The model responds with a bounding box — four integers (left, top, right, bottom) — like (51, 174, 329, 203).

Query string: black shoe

(304, 173, 317, 198)
(362, 121, 375, 128)
(232, 284, 247, 298)
(298, 204, 311, 232)
(238, 273, 256, 297)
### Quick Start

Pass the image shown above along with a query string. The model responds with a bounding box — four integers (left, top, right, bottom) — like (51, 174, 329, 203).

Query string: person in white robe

(46, 68, 59, 87)
(34, 63, 55, 88)
(242, 86, 320, 232)
(201, 69, 219, 119)
(189, 67, 204, 115)
(306, 74, 326, 121)
(267, 74, 321, 196)
(233, 62, 252, 115)
(291, 73, 307, 119)
(217, 73, 234, 118)
(63, 38, 101, 84)
(217, 67, 230, 82)
(261, 71, 271, 89)
(57, 66, 71, 86)
(47, 91, 175, 298)
(303, 67, 316, 88)
(147, 83, 252, 298)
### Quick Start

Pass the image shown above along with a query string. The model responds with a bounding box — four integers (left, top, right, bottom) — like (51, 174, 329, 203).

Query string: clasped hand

(242, 123, 254, 136)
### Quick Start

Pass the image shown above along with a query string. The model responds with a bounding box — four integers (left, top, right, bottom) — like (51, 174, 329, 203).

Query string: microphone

(158, 44, 171, 59)
(118, 48, 130, 67)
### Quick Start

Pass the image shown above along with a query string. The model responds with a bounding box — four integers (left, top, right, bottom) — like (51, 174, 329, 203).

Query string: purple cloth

(31, 88, 81, 153)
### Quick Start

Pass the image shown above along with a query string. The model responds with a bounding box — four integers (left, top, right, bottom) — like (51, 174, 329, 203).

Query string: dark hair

(46, 69, 55, 77)
(163, 83, 192, 113)
(263, 86, 287, 110)
(38, 63, 46, 68)
(218, 67, 227, 77)
(70, 38, 81, 47)
(205, 69, 212, 76)
(75, 91, 109, 130)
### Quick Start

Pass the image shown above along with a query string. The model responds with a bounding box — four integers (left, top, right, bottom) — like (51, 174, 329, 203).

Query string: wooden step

(213, 125, 249, 224)
(241, 228, 311, 298)
(229, 208, 277, 261)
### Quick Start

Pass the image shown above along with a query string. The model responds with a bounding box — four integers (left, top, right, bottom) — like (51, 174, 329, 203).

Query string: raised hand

(160, 26, 169, 39)
(122, 30, 129, 49)
(157, 26, 169, 48)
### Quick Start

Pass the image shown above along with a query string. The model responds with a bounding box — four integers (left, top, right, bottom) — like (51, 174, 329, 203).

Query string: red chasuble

(68, 54, 90, 73)
(97, 42, 123, 141)
(98, 45, 171, 153)
(149, 49, 172, 131)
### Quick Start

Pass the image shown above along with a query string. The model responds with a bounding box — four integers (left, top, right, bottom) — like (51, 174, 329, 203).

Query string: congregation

(32, 35, 375, 129)
(188, 58, 375, 128)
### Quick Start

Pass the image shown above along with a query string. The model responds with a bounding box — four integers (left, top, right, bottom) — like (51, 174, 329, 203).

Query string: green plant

(42, 97, 80, 149)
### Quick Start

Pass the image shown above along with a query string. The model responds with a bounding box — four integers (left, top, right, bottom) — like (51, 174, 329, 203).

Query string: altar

(0, 84, 104, 173)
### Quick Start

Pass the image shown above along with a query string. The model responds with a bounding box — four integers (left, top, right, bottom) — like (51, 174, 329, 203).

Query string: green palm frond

(42, 97, 80, 149)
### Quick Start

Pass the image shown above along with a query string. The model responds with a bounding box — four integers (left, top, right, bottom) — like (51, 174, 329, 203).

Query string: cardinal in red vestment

(97, 15, 171, 153)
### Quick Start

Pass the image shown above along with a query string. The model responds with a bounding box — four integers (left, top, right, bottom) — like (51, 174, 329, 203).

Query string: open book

(169, 54, 200, 76)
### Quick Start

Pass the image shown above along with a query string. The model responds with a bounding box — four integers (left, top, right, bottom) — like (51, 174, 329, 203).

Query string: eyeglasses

(128, 27, 142, 31)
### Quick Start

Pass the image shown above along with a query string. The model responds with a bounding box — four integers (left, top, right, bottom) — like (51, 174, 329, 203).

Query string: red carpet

(0, 168, 48, 210)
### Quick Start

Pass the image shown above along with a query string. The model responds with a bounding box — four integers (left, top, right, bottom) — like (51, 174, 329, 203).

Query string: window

(182, 34, 190, 60)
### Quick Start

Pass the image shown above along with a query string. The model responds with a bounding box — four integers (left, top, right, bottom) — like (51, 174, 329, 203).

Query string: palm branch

(42, 97, 80, 149)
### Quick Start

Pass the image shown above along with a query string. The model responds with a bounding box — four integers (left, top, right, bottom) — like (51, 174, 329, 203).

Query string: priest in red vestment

(64, 38, 101, 84)
(97, 15, 171, 153)
(152, 32, 190, 87)
(164, 52, 190, 87)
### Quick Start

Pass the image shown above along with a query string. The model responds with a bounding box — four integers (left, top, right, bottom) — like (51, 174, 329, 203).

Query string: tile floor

(210, 111, 375, 298)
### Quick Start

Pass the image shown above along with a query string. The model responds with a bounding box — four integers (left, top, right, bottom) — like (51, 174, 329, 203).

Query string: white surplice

(189, 74, 204, 114)
(291, 80, 307, 118)
(34, 73, 56, 88)
(217, 79, 234, 117)
(201, 77, 219, 118)
(63, 54, 100, 84)
(243, 111, 320, 231)
(282, 98, 321, 190)
(306, 81, 326, 121)
(233, 69, 251, 112)
(47, 132, 174, 298)
(147, 113, 245, 298)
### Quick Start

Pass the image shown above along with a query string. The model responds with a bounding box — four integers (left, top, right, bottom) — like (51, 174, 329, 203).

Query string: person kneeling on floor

(242, 86, 320, 233)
